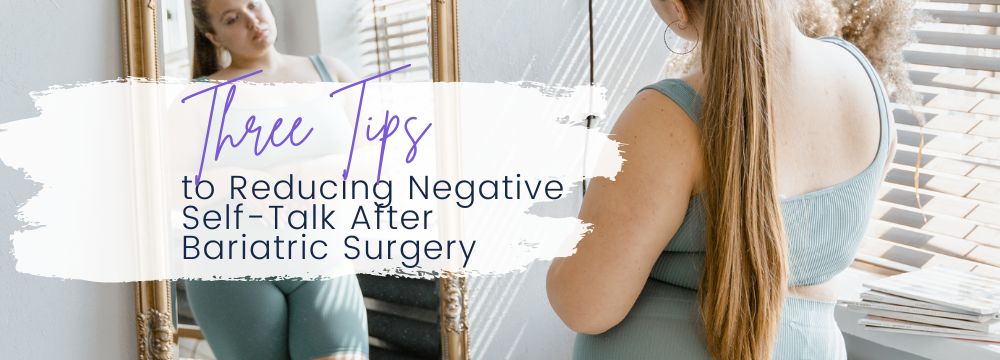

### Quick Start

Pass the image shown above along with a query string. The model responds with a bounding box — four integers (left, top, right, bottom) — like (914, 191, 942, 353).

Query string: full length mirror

(122, 0, 465, 359)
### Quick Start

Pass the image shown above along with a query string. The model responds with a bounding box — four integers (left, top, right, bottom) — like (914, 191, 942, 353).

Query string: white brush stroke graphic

(0, 78, 621, 282)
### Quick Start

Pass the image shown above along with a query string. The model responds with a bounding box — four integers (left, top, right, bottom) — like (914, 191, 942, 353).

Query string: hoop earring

(663, 20, 699, 55)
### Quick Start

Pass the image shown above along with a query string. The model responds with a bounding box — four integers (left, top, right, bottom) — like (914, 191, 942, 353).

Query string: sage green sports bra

(642, 36, 891, 288)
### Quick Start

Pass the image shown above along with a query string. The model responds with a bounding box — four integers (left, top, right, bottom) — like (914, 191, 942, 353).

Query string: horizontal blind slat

(903, 50, 1000, 72)
(356, 0, 431, 81)
(922, 0, 1000, 4)
(914, 30, 1000, 50)
(922, 9, 1000, 27)
(909, 69, 1000, 95)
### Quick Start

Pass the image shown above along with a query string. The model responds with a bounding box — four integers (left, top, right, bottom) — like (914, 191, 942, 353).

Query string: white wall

(316, 0, 366, 75)
(0, 1, 138, 358)
(459, 1, 668, 359)
(459, 1, 587, 358)
(592, 1, 671, 133)
(271, 0, 367, 76)
(269, 0, 322, 56)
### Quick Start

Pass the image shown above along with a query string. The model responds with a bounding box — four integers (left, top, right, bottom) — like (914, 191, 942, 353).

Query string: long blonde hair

(684, 0, 789, 359)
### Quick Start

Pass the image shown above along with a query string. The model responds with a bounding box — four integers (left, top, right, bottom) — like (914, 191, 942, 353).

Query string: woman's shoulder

(623, 84, 703, 142)
(613, 81, 705, 185)
(616, 72, 706, 181)
(644, 73, 702, 95)
(638, 73, 703, 124)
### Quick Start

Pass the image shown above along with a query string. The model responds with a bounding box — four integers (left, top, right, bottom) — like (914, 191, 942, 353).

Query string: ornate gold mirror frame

(121, 0, 467, 358)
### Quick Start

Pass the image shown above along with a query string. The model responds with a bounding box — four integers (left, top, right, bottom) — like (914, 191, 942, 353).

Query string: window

(357, 0, 432, 81)
(857, 0, 1000, 279)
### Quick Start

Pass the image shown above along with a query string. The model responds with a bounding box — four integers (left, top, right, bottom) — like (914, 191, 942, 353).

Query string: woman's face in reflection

(204, 0, 278, 58)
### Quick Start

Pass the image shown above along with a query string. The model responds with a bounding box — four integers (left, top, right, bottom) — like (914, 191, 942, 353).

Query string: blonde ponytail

(695, 0, 788, 359)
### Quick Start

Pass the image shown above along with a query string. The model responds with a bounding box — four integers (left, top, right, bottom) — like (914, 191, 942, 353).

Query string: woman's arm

(546, 90, 703, 335)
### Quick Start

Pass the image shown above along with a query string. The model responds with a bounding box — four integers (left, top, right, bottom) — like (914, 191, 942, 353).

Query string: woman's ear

(666, 0, 690, 27)
(203, 31, 221, 48)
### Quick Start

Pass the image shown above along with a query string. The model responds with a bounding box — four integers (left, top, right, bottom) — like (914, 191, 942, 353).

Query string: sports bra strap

(817, 36, 892, 160)
(640, 79, 703, 124)
(309, 55, 335, 82)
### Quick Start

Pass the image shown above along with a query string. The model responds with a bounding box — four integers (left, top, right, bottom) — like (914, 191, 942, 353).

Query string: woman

(182, 1, 368, 359)
(190, 0, 355, 82)
(547, 0, 898, 359)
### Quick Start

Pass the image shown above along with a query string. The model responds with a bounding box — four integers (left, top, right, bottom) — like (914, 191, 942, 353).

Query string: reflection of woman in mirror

(191, 0, 356, 83)
(548, 0, 906, 359)
(183, 1, 368, 359)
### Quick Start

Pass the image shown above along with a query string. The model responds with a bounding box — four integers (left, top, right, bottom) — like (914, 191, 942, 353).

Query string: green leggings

(185, 276, 369, 360)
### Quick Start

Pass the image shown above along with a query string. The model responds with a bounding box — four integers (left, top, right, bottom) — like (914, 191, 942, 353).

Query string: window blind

(357, 0, 432, 81)
(856, 0, 1000, 279)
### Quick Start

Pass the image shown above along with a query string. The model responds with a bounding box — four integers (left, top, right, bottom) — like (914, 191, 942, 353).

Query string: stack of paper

(838, 267, 1000, 343)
